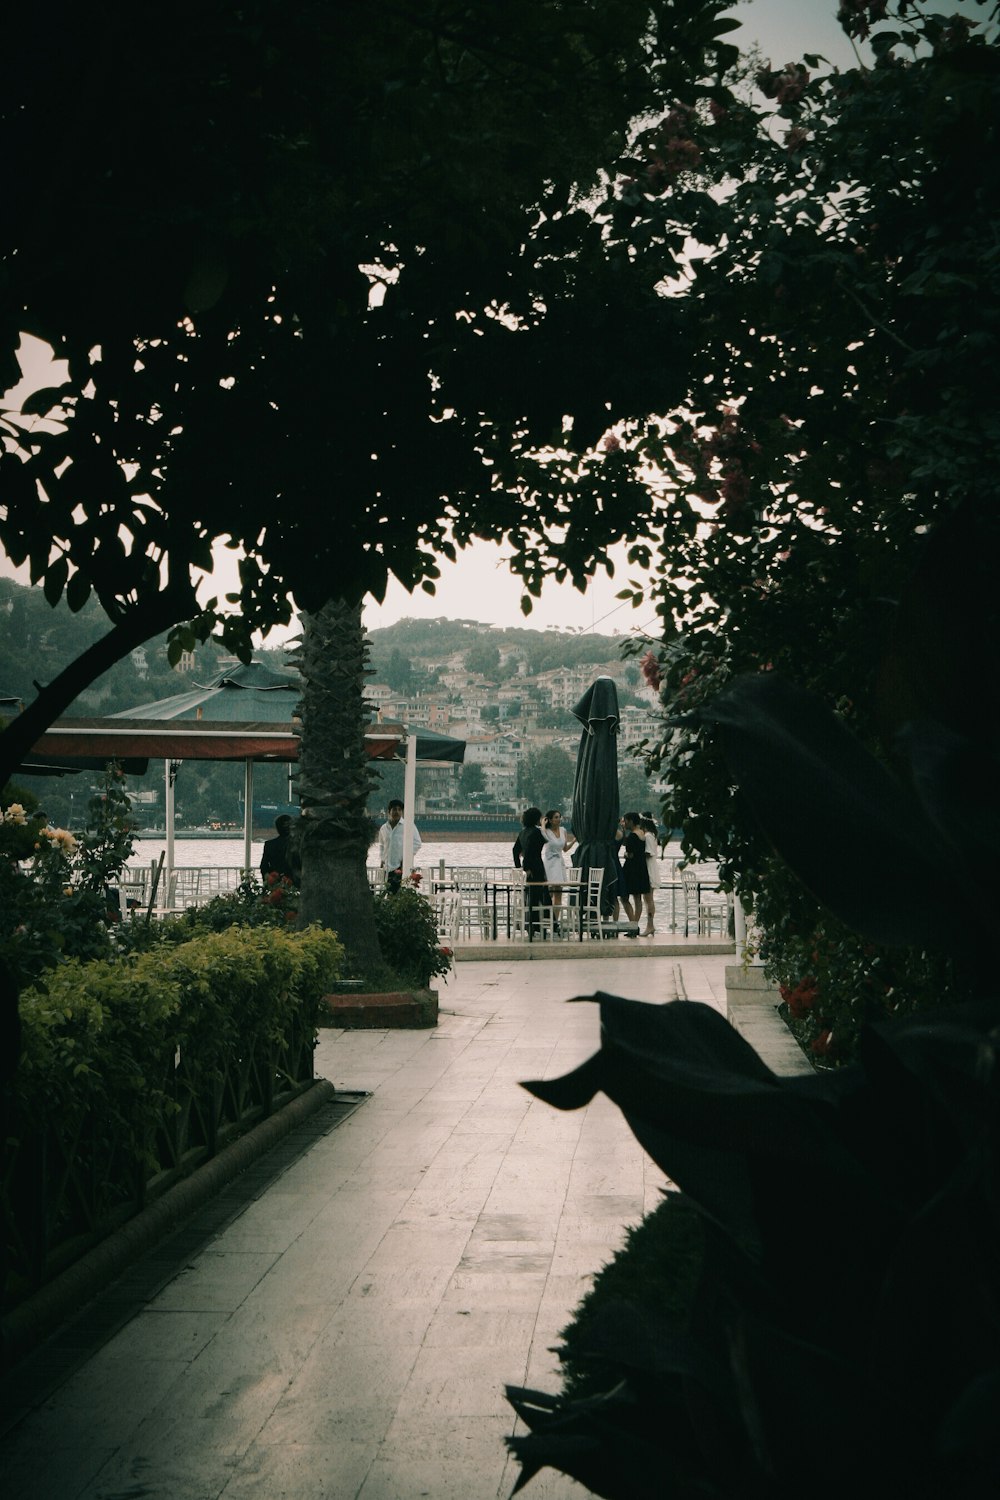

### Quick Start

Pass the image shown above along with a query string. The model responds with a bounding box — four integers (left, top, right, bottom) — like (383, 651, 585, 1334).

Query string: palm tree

(290, 597, 381, 967)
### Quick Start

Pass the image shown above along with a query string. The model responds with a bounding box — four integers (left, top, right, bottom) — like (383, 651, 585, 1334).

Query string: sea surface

(128, 836, 703, 881)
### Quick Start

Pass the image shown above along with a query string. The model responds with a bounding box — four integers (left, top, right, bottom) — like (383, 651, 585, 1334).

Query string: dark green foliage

(517, 744, 576, 812)
(0, 0, 736, 788)
(506, 501, 1000, 1495)
(4, 924, 343, 1308)
(141, 874, 299, 945)
(618, 2, 1000, 1053)
(0, 765, 136, 990)
(558, 1192, 705, 1402)
(371, 886, 452, 990)
(507, 991, 1000, 1499)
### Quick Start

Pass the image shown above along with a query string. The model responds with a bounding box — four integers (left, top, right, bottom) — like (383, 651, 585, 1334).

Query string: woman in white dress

(542, 810, 576, 927)
(640, 816, 658, 936)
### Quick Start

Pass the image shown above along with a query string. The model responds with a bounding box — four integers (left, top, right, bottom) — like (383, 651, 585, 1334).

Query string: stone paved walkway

(0, 954, 762, 1500)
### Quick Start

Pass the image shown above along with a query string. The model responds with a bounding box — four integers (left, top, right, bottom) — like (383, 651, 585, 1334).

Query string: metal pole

(243, 758, 254, 874)
(401, 732, 417, 879)
(165, 759, 177, 893)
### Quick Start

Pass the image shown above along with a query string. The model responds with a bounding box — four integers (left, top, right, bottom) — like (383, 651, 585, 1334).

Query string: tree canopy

(0, 0, 742, 785)
(610, 0, 1000, 1057)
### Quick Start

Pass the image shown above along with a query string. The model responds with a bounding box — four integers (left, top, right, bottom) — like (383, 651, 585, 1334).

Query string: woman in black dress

(513, 806, 548, 936)
(619, 811, 651, 923)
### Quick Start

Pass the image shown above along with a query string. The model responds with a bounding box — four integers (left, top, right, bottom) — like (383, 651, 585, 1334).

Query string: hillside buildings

(368, 650, 666, 813)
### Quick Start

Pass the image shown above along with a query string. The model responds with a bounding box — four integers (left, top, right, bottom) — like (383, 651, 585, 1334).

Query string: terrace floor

(0, 951, 793, 1500)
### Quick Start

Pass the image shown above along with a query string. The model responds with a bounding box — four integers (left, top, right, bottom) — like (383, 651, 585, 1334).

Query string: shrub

(507, 992, 999, 1500)
(506, 518, 998, 1496)
(165, 872, 298, 936)
(371, 885, 452, 989)
(5, 923, 346, 1299)
(0, 766, 136, 990)
(13, 924, 344, 1146)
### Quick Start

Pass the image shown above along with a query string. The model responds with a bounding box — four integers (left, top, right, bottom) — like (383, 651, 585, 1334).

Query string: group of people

(513, 805, 658, 938)
(615, 811, 659, 937)
(512, 807, 577, 934)
(261, 804, 421, 894)
(268, 800, 658, 941)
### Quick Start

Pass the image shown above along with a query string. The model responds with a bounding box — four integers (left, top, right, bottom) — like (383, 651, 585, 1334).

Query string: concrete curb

(456, 940, 736, 961)
(725, 965, 813, 1076)
(320, 989, 438, 1028)
(2, 1079, 337, 1363)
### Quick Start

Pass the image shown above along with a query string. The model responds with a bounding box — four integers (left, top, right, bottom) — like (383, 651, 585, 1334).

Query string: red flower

(756, 62, 810, 106)
(639, 650, 662, 691)
(781, 976, 819, 1019)
(811, 1029, 834, 1057)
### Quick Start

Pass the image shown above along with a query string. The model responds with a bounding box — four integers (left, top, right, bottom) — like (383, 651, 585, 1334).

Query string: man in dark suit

(260, 814, 299, 883)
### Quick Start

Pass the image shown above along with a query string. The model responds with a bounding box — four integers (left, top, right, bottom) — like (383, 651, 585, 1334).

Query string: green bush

(558, 1192, 705, 1402)
(0, 766, 136, 990)
(12, 924, 345, 1167)
(372, 885, 453, 990)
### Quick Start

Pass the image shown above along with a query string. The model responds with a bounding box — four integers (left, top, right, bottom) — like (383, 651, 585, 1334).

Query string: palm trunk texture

(291, 597, 381, 969)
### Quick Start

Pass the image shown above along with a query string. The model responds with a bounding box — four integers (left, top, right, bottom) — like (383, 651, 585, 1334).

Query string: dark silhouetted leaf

(700, 673, 968, 949)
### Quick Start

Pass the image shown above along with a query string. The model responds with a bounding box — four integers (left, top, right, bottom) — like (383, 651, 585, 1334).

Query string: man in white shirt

(378, 799, 421, 892)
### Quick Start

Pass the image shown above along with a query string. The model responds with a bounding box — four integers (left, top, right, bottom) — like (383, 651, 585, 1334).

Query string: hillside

(0, 581, 650, 829)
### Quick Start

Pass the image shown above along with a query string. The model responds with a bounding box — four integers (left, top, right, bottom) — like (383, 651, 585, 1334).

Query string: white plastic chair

(581, 866, 605, 938)
(508, 869, 528, 940)
(455, 868, 489, 939)
(117, 878, 148, 920)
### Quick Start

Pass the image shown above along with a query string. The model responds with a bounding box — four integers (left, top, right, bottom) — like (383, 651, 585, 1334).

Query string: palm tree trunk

(290, 597, 381, 969)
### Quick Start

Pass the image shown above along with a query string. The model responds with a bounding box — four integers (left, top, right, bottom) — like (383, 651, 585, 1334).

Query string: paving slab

(0, 951, 800, 1500)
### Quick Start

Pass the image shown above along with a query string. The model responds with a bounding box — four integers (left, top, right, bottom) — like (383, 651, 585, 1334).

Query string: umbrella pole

(243, 758, 254, 876)
(165, 759, 177, 895)
(402, 733, 417, 879)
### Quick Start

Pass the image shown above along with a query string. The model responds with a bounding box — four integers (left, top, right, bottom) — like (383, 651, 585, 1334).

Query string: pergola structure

(17, 663, 464, 881)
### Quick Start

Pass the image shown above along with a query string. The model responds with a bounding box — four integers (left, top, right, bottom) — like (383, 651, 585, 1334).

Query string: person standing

(640, 816, 658, 936)
(541, 810, 576, 929)
(260, 814, 299, 883)
(378, 798, 421, 893)
(513, 806, 547, 936)
(619, 811, 651, 924)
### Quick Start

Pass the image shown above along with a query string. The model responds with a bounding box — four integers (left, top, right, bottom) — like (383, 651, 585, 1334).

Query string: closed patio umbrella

(570, 676, 621, 915)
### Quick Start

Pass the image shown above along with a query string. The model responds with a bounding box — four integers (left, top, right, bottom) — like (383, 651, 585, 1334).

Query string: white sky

(4, 3, 977, 642)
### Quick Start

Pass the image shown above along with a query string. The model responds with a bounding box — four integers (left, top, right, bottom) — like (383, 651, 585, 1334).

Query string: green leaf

(20, 386, 69, 417)
(43, 556, 69, 606)
(65, 570, 91, 612)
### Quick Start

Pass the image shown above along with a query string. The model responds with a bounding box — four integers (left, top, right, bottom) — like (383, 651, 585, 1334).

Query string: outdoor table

(483, 880, 520, 940)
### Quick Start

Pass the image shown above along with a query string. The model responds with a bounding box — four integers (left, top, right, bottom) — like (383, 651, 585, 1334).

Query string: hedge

(3, 924, 344, 1303)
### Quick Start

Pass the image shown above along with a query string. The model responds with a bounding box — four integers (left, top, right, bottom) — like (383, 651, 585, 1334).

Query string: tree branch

(0, 581, 198, 788)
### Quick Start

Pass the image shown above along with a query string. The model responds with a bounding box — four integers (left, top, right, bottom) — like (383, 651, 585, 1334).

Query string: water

(131, 837, 546, 872)
(130, 836, 702, 881)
